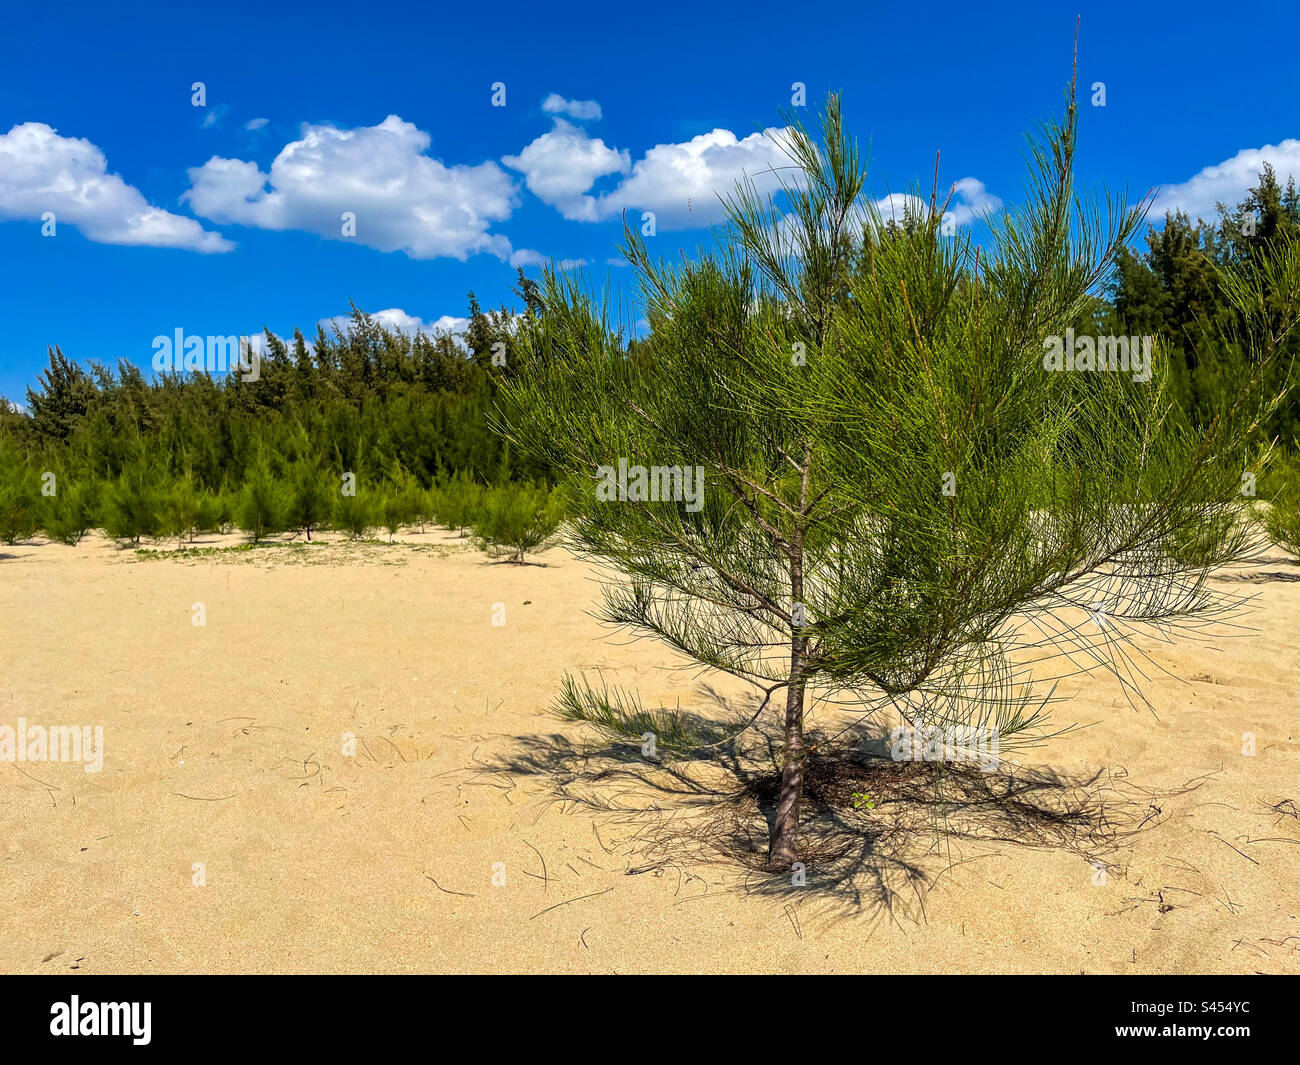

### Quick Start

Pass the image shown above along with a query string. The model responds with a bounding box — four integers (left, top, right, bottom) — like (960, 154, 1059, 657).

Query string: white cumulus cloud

(504, 122, 796, 231)
(503, 119, 629, 221)
(1150, 139, 1300, 222)
(597, 127, 796, 228)
(944, 177, 1001, 226)
(506, 114, 1004, 237)
(509, 248, 548, 267)
(183, 114, 520, 260)
(542, 94, 602, 121)
(0, 122, 231, 252)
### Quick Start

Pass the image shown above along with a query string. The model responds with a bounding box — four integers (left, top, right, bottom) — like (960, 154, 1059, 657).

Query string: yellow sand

(1, 530, 1296, 973)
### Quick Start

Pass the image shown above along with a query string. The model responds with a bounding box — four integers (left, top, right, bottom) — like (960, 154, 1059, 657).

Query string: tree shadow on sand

(468, 686, 1201, 923)
(1213, 553, 1300, 583)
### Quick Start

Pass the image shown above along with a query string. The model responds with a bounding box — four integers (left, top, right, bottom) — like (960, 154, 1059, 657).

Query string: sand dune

(2, 531, 1296, 973)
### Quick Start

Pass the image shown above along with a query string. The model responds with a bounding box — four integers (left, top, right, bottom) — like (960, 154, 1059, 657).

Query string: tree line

(0, 176, 1296, 558)
(0, 274, 565, 559)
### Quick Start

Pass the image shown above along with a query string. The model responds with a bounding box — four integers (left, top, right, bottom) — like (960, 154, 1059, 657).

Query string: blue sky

(2, 0, 1298, 401)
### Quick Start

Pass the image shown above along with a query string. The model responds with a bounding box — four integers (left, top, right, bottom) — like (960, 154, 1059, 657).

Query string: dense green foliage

(0, 286, 560, 549)
(494, 89, 1299, 867)
(469, 480, 564, 563)
(1261, 452, 1300, 554)
(1104, 165, 1300, 445)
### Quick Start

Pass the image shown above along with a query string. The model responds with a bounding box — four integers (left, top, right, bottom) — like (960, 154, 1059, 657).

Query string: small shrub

(237, 466, 287, 543)
(0, 464, 39, 545)
(1261, 452, 1300, 555)
(103, 472, 165, 545)
(160, 477, 203, 545)
(470, 481, 562, 563)
(379, 489, 415, 542)
(334, 492, 375, 539)
(41, 479, 100, 545)
(194, 490, 228, 537)
(285, 464, 334, 541)
(431, 471, 484, 535)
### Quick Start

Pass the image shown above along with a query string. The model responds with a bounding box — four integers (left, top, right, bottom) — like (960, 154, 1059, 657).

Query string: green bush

(1261, 452, 1300, 555)
(334, 491, 375, 539)
(397, 473, 428, 534)
(41, 479, 100, 545)
(160, 477, 203, 545)
(470, 481, 562, 563)
(285, 463, 334, 541)
(430, 471, 484, 534)
(194, 490, 228, 537)
(237, 465, 287, 543)
(0, 470, 39, 544)
(102, 473, 163, 540)
(413, 486, 436, 533)
(379, 489, 414, 542)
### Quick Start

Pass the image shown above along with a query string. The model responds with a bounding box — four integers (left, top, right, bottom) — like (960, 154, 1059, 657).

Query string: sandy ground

(1, 529, 1297, 974)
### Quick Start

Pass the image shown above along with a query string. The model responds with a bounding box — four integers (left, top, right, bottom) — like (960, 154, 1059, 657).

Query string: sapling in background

(494, 82, 1298, 869)
(414, 483, 437, 534)
(380, 487, 412, 542)
(102, 448, 166, 546)
(0, 467, 39, 545)
(375, 462, 424, 541)
(159, 474, 203, 546)
(393, 466, 429, 533)
(430, 471, 485, 535)
(193, 488, 228, 540)
(237, 460, 287, 543)
(334, 488, 376, 540)
(469, 481, 564, 563)
(40, 477, 99, 546)
(285, 461, 334, 541)
(1260, 449, 1300, 554)
(0, 436, 42, 544)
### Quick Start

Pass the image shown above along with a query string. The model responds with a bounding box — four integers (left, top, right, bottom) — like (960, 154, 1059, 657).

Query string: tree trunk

(769, 509, 809, 870)
(769, 655, 807, 869)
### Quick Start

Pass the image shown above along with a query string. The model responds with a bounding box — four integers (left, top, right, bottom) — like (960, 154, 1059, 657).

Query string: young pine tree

(396, 467, 428, 534)
(415, 484, 437, 534)
(431, 471, 484, 535)
(1260, 449, 1300, 554)
(193, 489, 227, 538)
(237, 463, 288, 543)
(493, 88, 1299, 869)
(469, 481, 563, 563)
(160, 475, 203, 546)
(379, 489, 409, 542)
(103, 456, 166, 546)
(285, 462, 334, 541)
(0, 463, 39, 545)
(334, 486, 375, 539)
(40, 477, 99, 545)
